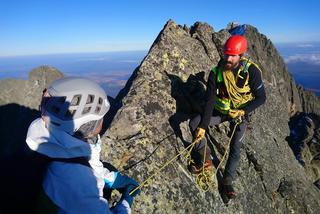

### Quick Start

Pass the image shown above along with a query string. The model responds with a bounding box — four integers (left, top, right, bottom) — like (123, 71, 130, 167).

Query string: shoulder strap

(241, 57, 262, 74)
(240, 57, 252, 73)
(212, 66, 223, 82)
(50, 157, 92, 168)
(240, 57, 262, 86)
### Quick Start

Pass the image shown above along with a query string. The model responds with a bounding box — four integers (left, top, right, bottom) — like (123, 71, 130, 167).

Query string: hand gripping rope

(194, 117, 241, 192)
(129, 117, 242, 195)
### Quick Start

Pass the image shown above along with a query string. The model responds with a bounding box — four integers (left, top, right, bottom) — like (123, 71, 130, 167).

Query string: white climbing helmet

(40, 77, 110, 135)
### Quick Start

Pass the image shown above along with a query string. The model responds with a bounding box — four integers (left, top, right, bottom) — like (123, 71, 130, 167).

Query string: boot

(189, 160, 212, 174)
(221, 176, 237, 199)
(222, 184, 237, 199)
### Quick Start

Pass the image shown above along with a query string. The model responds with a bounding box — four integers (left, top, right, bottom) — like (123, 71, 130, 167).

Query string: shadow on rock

(166, 71, 226, 193)
(101, 96, 120, 136)
(286, 112, 320, 189)
(0, 103, 40, 213)
(286, 112, 316, 166)
(0, 103, 39, 157)
(166, 71, 206, 145)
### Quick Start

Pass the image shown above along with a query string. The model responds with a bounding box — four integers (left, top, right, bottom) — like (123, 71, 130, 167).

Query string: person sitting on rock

(189, 35, 266, 199)
(26, 77, 140, 213)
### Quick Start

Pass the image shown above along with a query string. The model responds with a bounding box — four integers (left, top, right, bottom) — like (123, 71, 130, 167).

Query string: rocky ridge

(102, 20, 320, 213)
(0, 66, 63, 155)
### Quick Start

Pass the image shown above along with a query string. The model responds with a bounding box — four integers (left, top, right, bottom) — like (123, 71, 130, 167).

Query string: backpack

(0, 148, 90, 214)
(228, 24, 246, 36)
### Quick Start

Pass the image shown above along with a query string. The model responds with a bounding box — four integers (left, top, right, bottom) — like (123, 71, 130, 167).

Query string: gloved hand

(120, 180, 140, 207)
(228, 109, 245, 119)
(111, 172, 139, 190)
(194, 127, 206, 142)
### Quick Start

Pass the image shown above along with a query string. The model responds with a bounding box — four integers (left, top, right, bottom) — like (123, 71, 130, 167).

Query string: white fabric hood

(26, 118, 91, 158)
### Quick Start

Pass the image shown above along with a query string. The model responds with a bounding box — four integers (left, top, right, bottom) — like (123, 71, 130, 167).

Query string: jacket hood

(26, 118, 91, 158)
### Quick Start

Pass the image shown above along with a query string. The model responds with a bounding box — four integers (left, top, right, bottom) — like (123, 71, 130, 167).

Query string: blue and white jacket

(26, 118, 130, 214)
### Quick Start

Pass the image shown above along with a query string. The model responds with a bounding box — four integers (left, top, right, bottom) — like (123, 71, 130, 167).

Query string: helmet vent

(95, 106, 101, 114)
(82, 106, 91, 115)
(87, 95, 95, 104)
(98, 97, 103, 105)
(71, 95, 82, 106)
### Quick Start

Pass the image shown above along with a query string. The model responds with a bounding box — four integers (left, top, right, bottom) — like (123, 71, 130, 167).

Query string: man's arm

(242, 64, 266, 114)
(198, 70, 217, 129)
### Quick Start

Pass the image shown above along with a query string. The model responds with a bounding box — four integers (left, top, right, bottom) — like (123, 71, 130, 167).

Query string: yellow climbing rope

(195, 117, 241, 192)
(184, 141, 195, 165)
(195, 143, 214, 192)
(223, 69, 253, 109)
(129, 118, 242, 195)
(129, 137, 201, 195)
(215, 117, 242, 181)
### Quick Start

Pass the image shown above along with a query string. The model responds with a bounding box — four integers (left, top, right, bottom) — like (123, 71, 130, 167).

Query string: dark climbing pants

(189, 114, 247, 184)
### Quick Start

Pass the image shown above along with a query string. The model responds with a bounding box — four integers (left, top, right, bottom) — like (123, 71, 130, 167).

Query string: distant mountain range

(0, 51, 146, 97)
(0, 44, 319, 97)
(276, 42, 320, 96)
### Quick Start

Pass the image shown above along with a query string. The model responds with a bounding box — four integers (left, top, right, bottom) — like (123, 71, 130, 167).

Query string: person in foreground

(189, 35, 266, 199)
(26, 77, 140, 213)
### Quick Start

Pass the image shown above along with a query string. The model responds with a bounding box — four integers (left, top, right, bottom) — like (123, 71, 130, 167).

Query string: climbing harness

(129, 117, 243, 195)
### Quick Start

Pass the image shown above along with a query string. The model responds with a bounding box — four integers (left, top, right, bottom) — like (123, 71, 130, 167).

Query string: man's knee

(189, 114, 201, 132)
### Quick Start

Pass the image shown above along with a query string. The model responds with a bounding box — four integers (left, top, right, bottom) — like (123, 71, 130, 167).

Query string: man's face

(223, 54, 241, 69)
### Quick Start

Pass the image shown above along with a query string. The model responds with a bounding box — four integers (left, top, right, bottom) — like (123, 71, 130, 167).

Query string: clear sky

(1, 0, 319, 57)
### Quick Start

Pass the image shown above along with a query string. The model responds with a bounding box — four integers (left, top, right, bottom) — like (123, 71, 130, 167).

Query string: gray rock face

(297, 86, 320, 115)
(102, 20, 320, 213)
(0, 66, 63, 108)
(0, 66, 63, 156)
(287, 112, 320, 185)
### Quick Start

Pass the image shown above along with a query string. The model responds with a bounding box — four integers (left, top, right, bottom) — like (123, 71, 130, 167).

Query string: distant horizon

(1, 41, 320, 58)
(0, 50, 148, 58)
(0, 43, 319, 97)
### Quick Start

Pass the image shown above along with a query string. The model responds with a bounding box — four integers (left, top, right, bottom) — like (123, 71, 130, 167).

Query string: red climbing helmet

(224, 35, 247, 55)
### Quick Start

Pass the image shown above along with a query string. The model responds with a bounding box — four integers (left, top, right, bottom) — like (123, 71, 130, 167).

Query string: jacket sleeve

(44, 162, 132, 214)
(198, 70, 216, 129)
(242, 64, 266, 114)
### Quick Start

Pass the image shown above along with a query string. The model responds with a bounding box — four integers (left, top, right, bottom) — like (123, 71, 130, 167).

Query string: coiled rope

(222, 70, 252, 109)
(129, 118, 242, 195)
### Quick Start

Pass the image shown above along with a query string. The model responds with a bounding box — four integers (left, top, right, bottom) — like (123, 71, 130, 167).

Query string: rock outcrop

(0, 66, 63, 156)
(297, 86, 320, 115)
(101, 20, 320, 213)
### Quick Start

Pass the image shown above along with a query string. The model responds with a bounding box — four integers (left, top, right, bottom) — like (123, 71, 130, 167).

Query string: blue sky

(1, 0, 320, 57)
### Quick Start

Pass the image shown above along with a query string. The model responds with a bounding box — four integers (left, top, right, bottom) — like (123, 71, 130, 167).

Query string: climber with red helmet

(189, 35, 266, 200)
